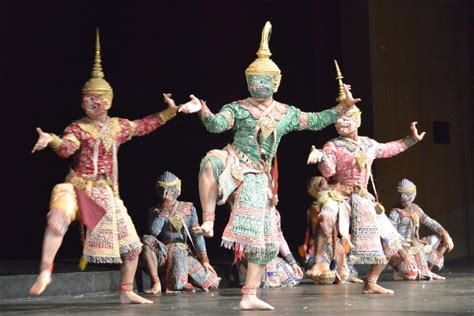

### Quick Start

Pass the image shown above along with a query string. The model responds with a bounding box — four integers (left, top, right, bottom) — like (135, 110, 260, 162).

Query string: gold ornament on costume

(82, 29, 114, 109)
(259, 115, 276, 141)
(170, 213, 184, 231)
(245, 21, 282, 92)
(334, 60, 346, 104)
(355, 150, 368, 170)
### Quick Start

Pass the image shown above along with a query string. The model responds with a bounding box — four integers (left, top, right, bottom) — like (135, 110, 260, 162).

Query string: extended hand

(307, 145, 323, 164)
(202, 262, 217, 276)
(292, 264, 304, 278)
(192, 221, 214, 238)
(31, 127, 53, 153)
(342, 84, 362, 110)
(178, 94, 202, 114)
(443, 233, 454, 252)
(163, 93, 179, 113)
(410, 121, 426, 142)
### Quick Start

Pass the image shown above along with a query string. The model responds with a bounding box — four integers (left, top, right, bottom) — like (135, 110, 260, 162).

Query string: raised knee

(46, 208, 71, 236)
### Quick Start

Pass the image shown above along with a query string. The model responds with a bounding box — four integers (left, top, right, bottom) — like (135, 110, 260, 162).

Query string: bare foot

(362, 282, 394, 294)
(29, 270, 52, 295)
(120, 291, 154, 304)
(144, 282, 161, 294)
(239, 295, 274, 310)
(430, 272, 446, 280)
(349, 276, 364, 283)
(193, 221, 214, 238)
(305, 262, 325, 281)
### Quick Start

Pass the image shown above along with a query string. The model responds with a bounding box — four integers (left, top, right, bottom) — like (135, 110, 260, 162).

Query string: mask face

(399, 192, 416, 206)
(81, 93, 109, 118)
(247, 75, 274, 99)
(335, 115, 359, 137)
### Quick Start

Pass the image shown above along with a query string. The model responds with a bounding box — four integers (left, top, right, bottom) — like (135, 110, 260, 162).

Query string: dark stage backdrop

(4, 1, 370, 262)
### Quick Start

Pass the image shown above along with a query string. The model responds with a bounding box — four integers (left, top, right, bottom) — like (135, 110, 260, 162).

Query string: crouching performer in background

(388, 178, 454, 280)
(142, 171, 220, 293)
(302, 176, 362, 285)
(28, 30, 186, 304)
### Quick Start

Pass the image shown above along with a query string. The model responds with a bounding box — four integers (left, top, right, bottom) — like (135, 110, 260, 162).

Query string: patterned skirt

(201, 149, 279, 265)
(142, 236, 220, 291)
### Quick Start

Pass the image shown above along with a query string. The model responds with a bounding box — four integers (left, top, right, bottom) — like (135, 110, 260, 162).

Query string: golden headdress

(245, 21, 282, 92)
(335, 60, 361, 127)
(397, 178, 417, 195)
(82, 29, 114, 109)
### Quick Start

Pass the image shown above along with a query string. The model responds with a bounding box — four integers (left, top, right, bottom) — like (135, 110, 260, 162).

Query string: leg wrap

(366, 273, 379, 284)
(241, 286, 257, 295)
(121, 246, 142, 260)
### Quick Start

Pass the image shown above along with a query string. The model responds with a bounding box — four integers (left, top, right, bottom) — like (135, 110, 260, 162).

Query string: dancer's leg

(29, 227, 64, 295)
(362, 264, 394, 294)
(142, 245, 161, 294)
(120, 257, 153, 304)
(239, 263, 274, 310)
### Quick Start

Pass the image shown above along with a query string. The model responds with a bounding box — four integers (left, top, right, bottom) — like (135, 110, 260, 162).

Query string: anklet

(120, 283, 134, 292)
(241, 286, 257, 295)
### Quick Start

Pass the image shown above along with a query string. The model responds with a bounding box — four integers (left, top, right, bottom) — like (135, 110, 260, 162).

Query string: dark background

(3, 0, 472, 263)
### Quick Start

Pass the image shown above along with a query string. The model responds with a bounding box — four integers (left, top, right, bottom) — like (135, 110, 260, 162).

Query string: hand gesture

(442, 233, 454, 252)
(291, 264, 304, 279)
(410, 121, 426, 142)
(192, 220, 214, 238)
(307, 145, 323, 164)
(31, 127, 53, 153)
(163, 93, 179, 113)
(342, 84, 362, 109)
(202, 262, 217, 276)
(178, 94, 202, 114)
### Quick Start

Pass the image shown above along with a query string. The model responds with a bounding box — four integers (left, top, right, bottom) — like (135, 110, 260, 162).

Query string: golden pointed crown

(82, 29, 113, 109)
(245, 21, 282, 92)
(334, 60, 346, 104)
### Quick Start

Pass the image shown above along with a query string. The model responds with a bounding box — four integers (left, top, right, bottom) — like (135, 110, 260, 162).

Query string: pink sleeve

(117, 115, 164, 144)
(54, 124, 81, 158)
(374, 137, 416, 159)
(319, 141, 338, 178)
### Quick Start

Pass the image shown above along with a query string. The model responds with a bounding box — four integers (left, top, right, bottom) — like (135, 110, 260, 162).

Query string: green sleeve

(199, 102, 238, 133)
(286, 106, 340, 133)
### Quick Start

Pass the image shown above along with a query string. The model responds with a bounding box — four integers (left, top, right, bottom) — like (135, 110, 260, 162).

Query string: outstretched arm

(375, 122, 425, 159)
(32, 126, 80, 158)
(198, 101, 237, 134)
(289, 84, 361, 133)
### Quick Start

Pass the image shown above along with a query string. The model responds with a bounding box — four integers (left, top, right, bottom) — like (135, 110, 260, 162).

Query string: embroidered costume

(319, 135, 417, 264)
(237, 210, 302, 288)
(46, 32, 176, 264)
(143, 200, 220, 291)
(388, 179, 450, 280)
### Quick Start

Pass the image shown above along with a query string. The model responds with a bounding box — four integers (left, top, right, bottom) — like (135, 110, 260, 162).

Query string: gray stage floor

(1, 263, 473, 315)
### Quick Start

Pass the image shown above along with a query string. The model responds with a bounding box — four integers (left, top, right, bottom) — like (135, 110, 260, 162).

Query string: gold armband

(158, 107, 177, 123)
(49, 133, 62, 150)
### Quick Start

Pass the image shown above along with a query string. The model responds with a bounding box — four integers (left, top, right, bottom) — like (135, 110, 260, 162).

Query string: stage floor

(1, 262, 473, 316)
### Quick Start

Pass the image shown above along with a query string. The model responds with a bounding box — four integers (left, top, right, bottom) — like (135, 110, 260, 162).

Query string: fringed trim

(84, 254, 123, 264)
(221, 239, 279, 257)
(120, 241, 143, 260)
(349, 255, 387, 265)
(384, 237, 403, 259)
